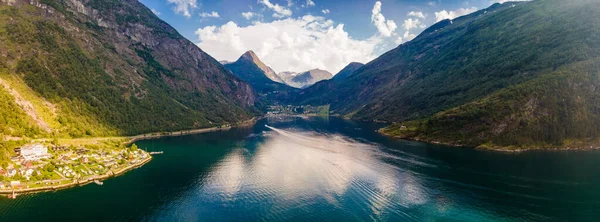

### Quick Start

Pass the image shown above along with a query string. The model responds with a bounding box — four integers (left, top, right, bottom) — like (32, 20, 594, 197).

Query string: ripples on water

(3, 119, 600, 221)
(157, 126, 453, 221)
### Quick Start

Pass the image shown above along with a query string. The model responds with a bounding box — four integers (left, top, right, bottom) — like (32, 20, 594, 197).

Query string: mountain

(280, 69, 332, 89)
(0, 0, 257, 139)
(295, 0, 600, 150)
(231, 51, 284, 84)
(278, 71, 298, 82)
(296, 62, 363, 103)
(224, 51, 292, 95)
(331, 62, 364, 82)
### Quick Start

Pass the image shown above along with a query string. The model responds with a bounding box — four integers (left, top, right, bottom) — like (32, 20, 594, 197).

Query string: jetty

(149, 151, 164, 155)
(9, 190, 16, 199)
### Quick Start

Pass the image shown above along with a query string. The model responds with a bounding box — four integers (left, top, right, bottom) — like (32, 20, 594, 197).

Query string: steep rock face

(0, 0, 257, 137)
(78, 0, 256, 108)
(237, 51, 284, 83)
(295, 0, 600, 149)
(281, 69, 332, 89)
(224, 51, 295, 95)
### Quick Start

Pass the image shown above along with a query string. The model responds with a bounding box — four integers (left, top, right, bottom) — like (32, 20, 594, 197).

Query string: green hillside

(296, 0, 600, 149)
(0, 0, 257, 140)
(382, 59, 600, 150)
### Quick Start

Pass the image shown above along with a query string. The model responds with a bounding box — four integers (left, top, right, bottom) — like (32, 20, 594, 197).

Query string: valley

(2, 0, 600, 210)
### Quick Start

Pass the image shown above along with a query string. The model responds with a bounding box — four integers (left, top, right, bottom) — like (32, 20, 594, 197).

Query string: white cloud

(434, 7, 478, 22)
(407, 11, 426, 19)
(260, 0, 293, 18)
(322, 9, 330, 14)
(304, 0, 315, 7)
(151, 8, 161, 16)
(402, 18, 421, 31)
(428, 1, 436, 6)
(402, 31, 416, 42)
(493, 0, 530, 3)
(371, 1, 397, 37)
(166, 0, 197, 18)
(241, 11, 258, 20)
(195, 15, 381, 74)
(200, 11, 220, 18)
(394, 31, 417, 45)
(396, 19, 420, 45)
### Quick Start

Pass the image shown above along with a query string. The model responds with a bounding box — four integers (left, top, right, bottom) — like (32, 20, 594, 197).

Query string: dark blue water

(1, 116, 600, 221)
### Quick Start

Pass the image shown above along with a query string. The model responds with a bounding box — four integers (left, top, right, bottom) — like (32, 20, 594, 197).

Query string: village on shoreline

(0, 141, 152, 198)
(0, 118, 259, 198)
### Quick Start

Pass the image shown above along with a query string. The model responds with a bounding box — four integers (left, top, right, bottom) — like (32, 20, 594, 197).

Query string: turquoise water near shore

(1, 117, 600, 221)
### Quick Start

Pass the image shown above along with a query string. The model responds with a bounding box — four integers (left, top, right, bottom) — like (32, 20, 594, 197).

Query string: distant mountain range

(224, 51, 292, 95)
(279, 69, 333, 89)
(224, 51, 334, 90)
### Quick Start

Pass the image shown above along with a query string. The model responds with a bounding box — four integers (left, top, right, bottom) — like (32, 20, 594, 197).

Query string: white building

(10, 181, 20, 187)
(7, 169, 16, 177)
(21, 144, 50, 161)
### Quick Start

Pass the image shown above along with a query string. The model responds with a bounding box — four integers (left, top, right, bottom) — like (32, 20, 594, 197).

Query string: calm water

(1, 117, 600, 221)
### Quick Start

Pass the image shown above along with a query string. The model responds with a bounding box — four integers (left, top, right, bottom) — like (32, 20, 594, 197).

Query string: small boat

(94, 180, 104, 186)
(9, 190, 17, 199)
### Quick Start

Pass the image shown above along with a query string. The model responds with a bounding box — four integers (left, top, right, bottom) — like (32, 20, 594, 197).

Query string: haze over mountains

(278, 69, 333, 89)
(2, 0, 600, 151)
(225, 51, 333, 90)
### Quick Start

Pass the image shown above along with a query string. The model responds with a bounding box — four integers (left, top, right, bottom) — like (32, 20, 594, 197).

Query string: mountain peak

(306, 68, 333, 77)
(237, 50, 264, 66)
(233, 51, 284, 83)
(348, 62, 364, 67)
(332, 62, 364, 81)
(240, 50, 260, 61)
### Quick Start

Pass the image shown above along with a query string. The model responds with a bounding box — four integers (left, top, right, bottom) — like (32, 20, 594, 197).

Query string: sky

(138, 0, 522, 74)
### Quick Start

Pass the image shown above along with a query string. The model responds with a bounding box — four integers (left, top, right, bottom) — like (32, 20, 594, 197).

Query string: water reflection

(199, 125, 427, 218)
(4, 118, 600, 221)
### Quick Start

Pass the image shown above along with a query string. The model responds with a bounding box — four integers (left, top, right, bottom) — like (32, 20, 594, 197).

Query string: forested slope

(297, 0, 600, 149)
(0, 0, 257, 140)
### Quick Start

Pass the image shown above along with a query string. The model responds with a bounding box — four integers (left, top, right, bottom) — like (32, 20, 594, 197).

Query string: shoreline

(0, 156, 152, 196)
(378, 129, 600, 153)
(124, 117, 259, 145)
(0, 117, 260, 197)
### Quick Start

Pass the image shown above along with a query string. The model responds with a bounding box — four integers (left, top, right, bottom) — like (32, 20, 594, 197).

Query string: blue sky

(139, 0, 519, 73)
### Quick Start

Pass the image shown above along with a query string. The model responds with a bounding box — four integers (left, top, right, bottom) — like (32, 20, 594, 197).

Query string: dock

(149, 151, 164, 155)
(9, 190, 17, 199)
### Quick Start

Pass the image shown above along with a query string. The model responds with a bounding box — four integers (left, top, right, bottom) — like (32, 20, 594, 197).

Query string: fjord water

(2, 117, 600, 221)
